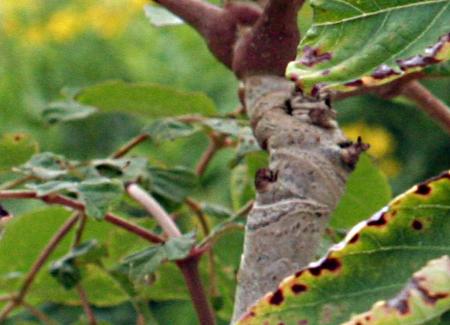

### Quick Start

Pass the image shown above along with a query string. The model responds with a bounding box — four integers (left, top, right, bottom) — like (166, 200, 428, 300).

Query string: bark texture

(232, 75, 358, 322)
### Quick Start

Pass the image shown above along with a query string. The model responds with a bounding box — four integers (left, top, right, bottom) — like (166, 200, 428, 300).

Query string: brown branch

(232, 0, 304, 77)
(177, 257, 216, 325)
(196, 133, 225, 177)
(110, 134, 150, 159)
(0, 175, 35, 190)
(185, 197, 210, 235)
(22, 301, 57, 325)
(76, 285, 97, 325)
(0, 190, 165, 244)
(401, 80, 450, 134)
(0, 214, 79, 322)
(154, 0, 261, 69)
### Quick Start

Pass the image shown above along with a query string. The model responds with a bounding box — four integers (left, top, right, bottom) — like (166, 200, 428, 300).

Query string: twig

(70, 214, 97, 325)
(0, 175, 35, 190)
(401, 80, 450, 134)
(126, 184, 182, 237)
(196, 133, 225, 176)
(0, 294, 14, 302)
(76, 285, 97, 325)
(110, 134, 150, 159)
(0, 214, 79, 322)
(177, 257, 216, 325)
(185, 198, 210, 235)
(0, 190, 165, 244)
(184, 197, 219, 298)
(22, 301, 57, 325)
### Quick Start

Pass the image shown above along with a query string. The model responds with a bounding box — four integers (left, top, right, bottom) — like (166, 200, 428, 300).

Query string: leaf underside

(287, 0, 450, 94)
(237, 171, 450, 325)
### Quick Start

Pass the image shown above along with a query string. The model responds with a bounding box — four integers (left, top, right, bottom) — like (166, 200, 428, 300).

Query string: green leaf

(121, 233, 196, 283)
(342, 255, 450, 325)
(425, 60, 450, 77)
(42, 100, 97, 124)
(237, 170, 450, 325)
(0, 208, 130, 307)
(230, 163, 254, 211)
(148, 166, 198, 203)
(26, 180, 78, 197)
(91, 158, 149, 183)
(75, 81, 216, 118)
(286, 1, 450, 94)
(201, 118, 242, 136)
(49, 240, 107, 289)
(202, 203, 233, 219)
(18, 152, 70, 180)
(144, 4, 184, 27)
(143, 118, 197, 143)
(331, 154, 391, 229)
(0, 133, 38, 173)
(77, 178, 123, 220)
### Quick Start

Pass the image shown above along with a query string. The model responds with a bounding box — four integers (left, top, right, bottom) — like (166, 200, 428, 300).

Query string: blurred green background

(0, 0, 449, 323)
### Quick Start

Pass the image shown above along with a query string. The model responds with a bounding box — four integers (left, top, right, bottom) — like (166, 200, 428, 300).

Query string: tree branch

(232, 0, 305, 77)
(0, 190, 165, 244)
(110, 134, 150, 159)
(401, 80, 450, 134)
(76, 285, 97, 325)
(154, 0, 261, 68)
(126, 183, 182, 237)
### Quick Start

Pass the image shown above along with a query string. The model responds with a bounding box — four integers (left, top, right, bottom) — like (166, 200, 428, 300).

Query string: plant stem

(0, 175, 35, 190)
(76, 285, 97, 325)
(196, 134, 225, 177)
(177, 257, 216, 325)
(73, 213, 87, 246)
(0, 190, 165, 244)
(126, 184, 182, 237)
(110, 134, 150, 159)
(185, 198, 210, 235)
(22, 301, 57, 325)
(401, 80, 450, 134)
(0, 214, 79, 322)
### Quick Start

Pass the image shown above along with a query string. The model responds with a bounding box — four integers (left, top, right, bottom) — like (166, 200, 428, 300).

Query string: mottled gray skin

(232, 75, 352, 322)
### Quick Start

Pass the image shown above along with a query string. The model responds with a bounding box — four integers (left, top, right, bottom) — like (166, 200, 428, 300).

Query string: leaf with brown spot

(286, 1, 450, 94)
(237, 171, 450, 325)
(341, 256, 450, 325)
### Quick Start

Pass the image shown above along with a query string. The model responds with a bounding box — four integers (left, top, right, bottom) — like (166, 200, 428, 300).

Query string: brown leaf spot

(269, 289, 284, 305)
(309, 257, 341, 276)
(411, 219, 423, 230)
(344, 79, 363, 87)
(298, 321, 308, 325)
(415, 183, 431, 195)
(371, 64, 400, 79)
(291, 283, 308, 294)
(415, 277, 449, 305)
(13, 134, 24, 142)
(0, 205, 10, 218)
(367, 213, 387, 227)
(349, 233, 360, 244)
(300, 46, 332, 67)
(388, 291, 410, 315)
(295, 270, 304, 278)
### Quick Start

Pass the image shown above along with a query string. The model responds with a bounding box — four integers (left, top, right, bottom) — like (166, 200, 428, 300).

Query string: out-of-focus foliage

(0, 0, 449, 324)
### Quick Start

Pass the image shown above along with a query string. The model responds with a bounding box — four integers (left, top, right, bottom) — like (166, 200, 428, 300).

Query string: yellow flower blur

(343, 122, 401, 177)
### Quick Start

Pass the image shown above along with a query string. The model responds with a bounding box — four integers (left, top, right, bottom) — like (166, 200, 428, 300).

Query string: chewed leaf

(237, 171, 450, 325)
(286, 0, 450, 94)
(341, 255, 450, 325)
